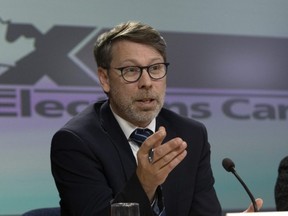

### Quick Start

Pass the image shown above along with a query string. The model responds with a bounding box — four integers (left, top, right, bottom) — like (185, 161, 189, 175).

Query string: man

(51, 21, 261, 215)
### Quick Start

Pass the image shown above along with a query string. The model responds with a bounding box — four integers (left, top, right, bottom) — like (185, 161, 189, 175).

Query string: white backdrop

(1, 0, 288, 214)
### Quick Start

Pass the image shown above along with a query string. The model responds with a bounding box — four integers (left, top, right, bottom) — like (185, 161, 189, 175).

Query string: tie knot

(129, 128, 153, 147)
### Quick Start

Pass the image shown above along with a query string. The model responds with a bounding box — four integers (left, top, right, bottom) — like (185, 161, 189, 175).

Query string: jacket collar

(98, 100, 137, 180)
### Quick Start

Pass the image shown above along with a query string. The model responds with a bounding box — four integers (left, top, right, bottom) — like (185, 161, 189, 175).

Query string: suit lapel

(98, 101, 137, 181)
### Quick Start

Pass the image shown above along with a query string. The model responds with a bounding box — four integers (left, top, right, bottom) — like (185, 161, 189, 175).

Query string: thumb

(244, 198, 263, 212)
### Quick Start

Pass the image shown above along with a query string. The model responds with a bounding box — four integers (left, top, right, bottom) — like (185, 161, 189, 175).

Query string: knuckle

(162, 155, 170, 163)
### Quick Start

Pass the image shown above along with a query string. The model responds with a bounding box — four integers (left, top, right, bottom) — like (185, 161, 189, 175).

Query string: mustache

(134, 91, 158, 100)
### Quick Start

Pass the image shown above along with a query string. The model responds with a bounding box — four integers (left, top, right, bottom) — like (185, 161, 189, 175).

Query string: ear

(97, 67, 110, 93)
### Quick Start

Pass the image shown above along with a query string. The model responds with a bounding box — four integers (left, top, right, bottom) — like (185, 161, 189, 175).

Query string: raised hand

(136, 126, 187, 201)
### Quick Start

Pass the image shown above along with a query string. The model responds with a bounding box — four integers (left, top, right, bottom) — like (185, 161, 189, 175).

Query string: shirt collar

(110, 106, 156, 139)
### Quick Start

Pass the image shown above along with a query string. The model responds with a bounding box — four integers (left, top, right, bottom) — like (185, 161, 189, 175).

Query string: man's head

(94, 21, 167, 69)
(94, 21, 168, 127)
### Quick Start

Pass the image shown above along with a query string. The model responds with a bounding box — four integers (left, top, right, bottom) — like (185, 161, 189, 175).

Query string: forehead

(110, 40, 163, 63)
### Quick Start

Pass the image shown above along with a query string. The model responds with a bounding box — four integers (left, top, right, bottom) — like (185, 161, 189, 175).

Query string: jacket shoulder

(55, 100, 107, 137)
(159, 107, 206, 129)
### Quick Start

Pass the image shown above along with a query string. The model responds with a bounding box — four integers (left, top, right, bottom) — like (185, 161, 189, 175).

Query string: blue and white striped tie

(129, 128, 153, 147)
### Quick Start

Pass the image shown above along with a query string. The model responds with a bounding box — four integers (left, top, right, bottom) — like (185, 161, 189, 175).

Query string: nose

(137, 69, 152, 88)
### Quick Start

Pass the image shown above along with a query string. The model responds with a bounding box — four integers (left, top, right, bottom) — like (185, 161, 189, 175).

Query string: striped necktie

(130, 128, 166, 215)
(129, 128, 153, 147)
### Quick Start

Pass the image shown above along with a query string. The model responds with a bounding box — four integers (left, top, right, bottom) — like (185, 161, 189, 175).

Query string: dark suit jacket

(51, 100, 222, 216)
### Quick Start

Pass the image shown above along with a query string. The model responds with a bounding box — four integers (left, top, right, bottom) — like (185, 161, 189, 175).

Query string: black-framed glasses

(113, 62, 169, 83)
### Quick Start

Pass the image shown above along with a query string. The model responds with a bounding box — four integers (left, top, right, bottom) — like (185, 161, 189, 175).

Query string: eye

(149, 64, 162, 73)
(123, 66, 140, 74)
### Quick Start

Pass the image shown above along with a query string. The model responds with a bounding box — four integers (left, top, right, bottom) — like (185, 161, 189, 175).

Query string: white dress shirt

(110, 107, 156, 162)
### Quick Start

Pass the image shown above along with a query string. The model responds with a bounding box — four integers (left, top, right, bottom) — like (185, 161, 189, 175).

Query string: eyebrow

(118, 57, 164, 66)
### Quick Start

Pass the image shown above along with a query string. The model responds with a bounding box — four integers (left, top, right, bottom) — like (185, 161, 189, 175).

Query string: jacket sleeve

(51, 129, 155, 216)
(188, 124, 222, 215)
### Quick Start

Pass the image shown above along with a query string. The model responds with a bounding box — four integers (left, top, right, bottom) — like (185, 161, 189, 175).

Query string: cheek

(114, 84, 134, 97)
(157, 81, 167, 93)
(109, 79, 128, 96)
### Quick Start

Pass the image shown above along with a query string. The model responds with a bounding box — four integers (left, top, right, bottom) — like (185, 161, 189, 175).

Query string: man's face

(98, 40, 166, 127)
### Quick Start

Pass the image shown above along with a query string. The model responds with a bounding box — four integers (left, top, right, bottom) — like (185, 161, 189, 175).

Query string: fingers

(137, 126, 187, 182)
(140, 126, 166, 152)
(244, 198, 263, 212)
(255, 198, 264, 211)
(152, 138, 187, 167)
(136, 126, 188, 200)
(136, 126, 166, 163)
(138, 126, 187, 167)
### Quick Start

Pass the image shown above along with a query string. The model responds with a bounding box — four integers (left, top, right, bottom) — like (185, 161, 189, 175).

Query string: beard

(109, 86, 165, 127)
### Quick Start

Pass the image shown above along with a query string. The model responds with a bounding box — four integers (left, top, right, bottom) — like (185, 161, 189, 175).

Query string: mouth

(138, 98, 154, 103)
(135, 98, 156, 107)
